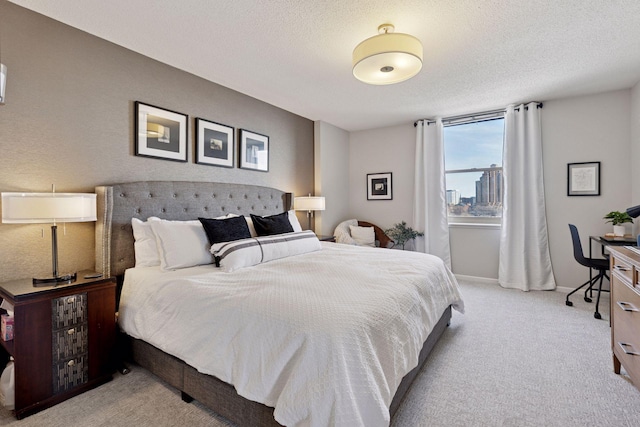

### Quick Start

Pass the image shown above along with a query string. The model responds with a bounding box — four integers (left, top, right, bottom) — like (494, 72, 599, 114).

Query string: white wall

(314, 121, 350, 236)
(449, 225, 500, 278)
(543, 90, 631, 288)
(631, 82, 640, 211)
(345, 89, 634, 286)
(348, 124, 415, 231)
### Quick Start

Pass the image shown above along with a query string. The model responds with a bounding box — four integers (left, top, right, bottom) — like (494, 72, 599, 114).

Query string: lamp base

(32, 272, 77, 287)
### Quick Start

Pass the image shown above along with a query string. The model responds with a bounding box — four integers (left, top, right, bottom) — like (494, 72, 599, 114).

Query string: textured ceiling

(8, 0, 640, 131)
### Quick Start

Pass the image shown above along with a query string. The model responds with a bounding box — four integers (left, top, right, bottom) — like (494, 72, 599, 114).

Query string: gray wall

(346, 89, 636, 289)
(314, 121, 350, 236)
(0, 1, 313, 282)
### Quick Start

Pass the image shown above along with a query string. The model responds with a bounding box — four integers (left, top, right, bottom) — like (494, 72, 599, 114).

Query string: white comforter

(119, 242, 464, 427)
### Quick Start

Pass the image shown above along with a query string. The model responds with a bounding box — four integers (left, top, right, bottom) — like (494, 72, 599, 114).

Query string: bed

(94, 181, 463, 426)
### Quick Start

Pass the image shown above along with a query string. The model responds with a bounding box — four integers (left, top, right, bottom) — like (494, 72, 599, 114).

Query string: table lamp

(1, 191, 97, 286)
(294, 194, 325, 231)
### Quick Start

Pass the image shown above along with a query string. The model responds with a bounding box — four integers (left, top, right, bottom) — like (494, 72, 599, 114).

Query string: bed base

(127, 306, 452, 426)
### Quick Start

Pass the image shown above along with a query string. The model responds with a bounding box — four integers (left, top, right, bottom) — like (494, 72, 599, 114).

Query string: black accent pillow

(250, 212, 294, 236)
(199, 216, 251, 244)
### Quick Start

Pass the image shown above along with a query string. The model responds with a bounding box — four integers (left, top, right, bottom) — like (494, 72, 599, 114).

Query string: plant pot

(613, 225, 626, 237)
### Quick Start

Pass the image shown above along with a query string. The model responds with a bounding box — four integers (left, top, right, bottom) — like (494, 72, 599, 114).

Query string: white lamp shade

(353, 32, 423, 85)
(294, 196, 325, 211)
(1, 192, 97, 223)
(0, 63, 6, 104)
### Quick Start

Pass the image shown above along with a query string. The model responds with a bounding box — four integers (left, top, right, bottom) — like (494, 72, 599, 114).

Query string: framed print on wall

(135, 101, 188, 162)
(367, 172, 393, 200)
(567, 161, 600, 196)
(195, 118, 234, 168)
(239, 129, 269, 172)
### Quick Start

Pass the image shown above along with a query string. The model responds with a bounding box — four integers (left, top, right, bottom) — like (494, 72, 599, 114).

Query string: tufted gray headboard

(95, 181, 292, 278)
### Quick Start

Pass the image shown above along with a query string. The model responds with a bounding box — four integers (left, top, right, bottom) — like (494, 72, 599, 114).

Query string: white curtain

(413, 119, 451, 268)
(499, 103, 555, 291)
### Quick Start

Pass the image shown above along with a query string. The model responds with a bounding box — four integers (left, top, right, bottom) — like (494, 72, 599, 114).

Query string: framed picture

(195, 118, 234, 168)
(135, 101, 188, 162)
(367, 172, 393, 200)
(567, 161, 600, 196)
(239, 129, 269, 172)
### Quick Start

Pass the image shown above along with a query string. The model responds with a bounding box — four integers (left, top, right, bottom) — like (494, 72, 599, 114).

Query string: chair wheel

(594, 312, 602, 319)
(584, 297, 592, 303)
(566, 301, 573, 307)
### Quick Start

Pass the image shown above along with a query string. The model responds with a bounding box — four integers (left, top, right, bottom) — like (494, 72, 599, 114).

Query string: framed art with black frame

(135, 101, 188, 162)
(239, 129, 269, 172)
(567, 161, 600, 196)
(367, 172, 393, 200)
(195, 118, 234, 168)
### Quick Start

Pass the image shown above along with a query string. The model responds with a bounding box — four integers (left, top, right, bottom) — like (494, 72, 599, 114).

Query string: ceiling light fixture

(352, 23, 423, 85)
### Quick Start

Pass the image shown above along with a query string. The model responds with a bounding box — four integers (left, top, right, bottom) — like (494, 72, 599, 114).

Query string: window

(443, 117, 505, 224)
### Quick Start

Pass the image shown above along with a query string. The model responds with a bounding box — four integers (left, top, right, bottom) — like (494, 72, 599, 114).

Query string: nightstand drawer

(52, 293, 87, 328)
(52, 323, 88, 362)
(53, 355, 88, 394)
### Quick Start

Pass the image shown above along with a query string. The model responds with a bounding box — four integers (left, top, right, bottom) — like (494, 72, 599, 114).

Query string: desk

(589, 235, 637, 259)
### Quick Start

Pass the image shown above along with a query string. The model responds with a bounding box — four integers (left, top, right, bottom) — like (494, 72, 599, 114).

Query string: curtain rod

(414, 102, 543, 127)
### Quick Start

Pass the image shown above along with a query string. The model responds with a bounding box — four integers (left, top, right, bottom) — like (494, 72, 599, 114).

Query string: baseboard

(454, 274, 499, 285)
(456, 276, 590, 294)
(556, 285, 611, 295)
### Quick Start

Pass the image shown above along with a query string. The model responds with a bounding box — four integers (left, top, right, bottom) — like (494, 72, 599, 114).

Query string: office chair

(566, 224, 610, 319)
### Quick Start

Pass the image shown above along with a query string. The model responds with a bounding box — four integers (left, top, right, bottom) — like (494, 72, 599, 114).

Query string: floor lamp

(294, 194, 325, 232)
(1, 191, 97, 286)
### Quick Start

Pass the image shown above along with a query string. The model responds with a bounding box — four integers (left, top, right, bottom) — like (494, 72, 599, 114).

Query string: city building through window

(444, 117, 505, 223)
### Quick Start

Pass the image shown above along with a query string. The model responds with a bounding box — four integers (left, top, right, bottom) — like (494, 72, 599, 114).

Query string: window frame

(443, 116, 505, 226)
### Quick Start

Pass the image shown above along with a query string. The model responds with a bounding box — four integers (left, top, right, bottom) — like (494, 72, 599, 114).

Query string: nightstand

(0, 272, 116, 419)
(317, 235, 336, 242)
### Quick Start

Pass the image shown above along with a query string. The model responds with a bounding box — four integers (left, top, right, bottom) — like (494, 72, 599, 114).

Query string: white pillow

(131, 217, 161, 267)
(210, 231, 321, 272)
(349, 225, 375, 247)
(150, 219, 212, 270)
(244, 216, 258, 237)
(288, 210, 303, 232)
(334, 219, 358, 244)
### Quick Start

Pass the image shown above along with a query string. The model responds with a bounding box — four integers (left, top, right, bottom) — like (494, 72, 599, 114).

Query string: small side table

(0, 272, 116, 419)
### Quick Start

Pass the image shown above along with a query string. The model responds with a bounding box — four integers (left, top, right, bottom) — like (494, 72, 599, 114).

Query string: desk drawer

(612, 278, 640, 384)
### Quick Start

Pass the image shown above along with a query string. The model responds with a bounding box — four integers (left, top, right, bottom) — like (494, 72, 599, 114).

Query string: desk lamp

(294, 194, 325, 231)
(626, 205, 640, 246)
(626, 205, 640, 219)
(1, 190, 96, 286)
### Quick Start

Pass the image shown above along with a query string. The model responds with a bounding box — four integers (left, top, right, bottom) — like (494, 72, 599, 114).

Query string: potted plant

(604, 211, 633, 236)
(384, 221, 424, 250)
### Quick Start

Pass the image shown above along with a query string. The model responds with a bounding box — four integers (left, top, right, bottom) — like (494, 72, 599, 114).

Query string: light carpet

(1, 279, 639, 426)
